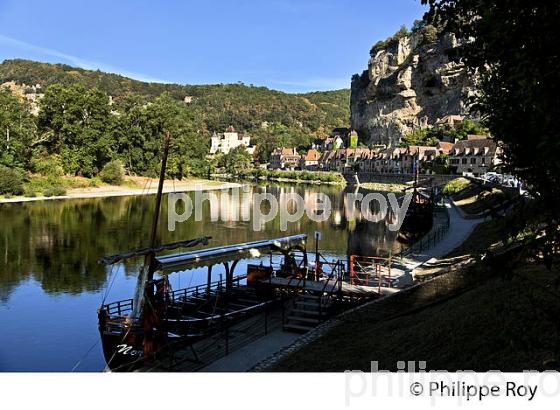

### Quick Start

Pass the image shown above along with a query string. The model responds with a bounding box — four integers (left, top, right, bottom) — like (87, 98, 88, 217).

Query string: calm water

(0, 184, 405, 371)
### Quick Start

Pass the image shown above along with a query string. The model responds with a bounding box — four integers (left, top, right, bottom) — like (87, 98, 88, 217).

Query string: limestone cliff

(350, 31, 477, 146)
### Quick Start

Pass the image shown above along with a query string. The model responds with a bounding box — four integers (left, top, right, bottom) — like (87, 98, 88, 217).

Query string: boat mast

(146, 131, 171, 278)
(141, 132, 171, 359)
(129, 132, 171, 322)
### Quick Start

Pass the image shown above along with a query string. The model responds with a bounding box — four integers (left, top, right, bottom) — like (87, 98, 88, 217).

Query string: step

(287, 315, 321, 324)
(237, 298, 259, 304)
(283, 323, 315, 332)
(295, 299, 328, 306)
(299, 294, 321, 300)
(290, 308, 320, 315)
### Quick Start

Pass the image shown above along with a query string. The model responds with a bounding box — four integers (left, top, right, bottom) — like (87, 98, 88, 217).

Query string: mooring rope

(71, 337, 101, 372)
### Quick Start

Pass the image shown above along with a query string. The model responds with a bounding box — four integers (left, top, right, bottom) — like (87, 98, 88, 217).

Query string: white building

(210, 126, 255, 155)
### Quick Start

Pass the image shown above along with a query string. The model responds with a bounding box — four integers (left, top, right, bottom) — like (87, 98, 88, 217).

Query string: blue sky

(0, 0, 426, 92)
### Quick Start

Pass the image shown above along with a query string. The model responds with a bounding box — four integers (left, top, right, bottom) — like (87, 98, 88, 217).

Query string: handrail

(103, 275, 248, 316)
(395, 203, 450, 259)
(349, 255, 393, 289)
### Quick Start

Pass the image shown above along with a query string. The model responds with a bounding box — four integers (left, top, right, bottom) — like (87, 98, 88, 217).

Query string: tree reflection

(0, 184, 404, 301)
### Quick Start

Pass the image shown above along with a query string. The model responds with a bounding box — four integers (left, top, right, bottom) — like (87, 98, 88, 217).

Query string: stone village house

(449, 135, 502, 176)
(269, 148, 300, 170)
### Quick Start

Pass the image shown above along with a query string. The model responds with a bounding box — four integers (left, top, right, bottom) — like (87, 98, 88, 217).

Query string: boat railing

(103, 298, 134, 316)
(103, 275, 248, 316)
(169, 275, 247, 302)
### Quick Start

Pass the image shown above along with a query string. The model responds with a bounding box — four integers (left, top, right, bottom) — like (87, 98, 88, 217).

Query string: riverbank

(264, 195, 560, 372)
(0, 176, 241, 204)
(359, 181, 409, 192)
(212, 169, 346, 186)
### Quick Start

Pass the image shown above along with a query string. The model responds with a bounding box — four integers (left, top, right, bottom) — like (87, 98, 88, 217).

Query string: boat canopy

(155, 234, 307, 274)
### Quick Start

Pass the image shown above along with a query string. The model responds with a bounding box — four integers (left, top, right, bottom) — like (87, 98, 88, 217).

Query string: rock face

(350, 32, 477, 146)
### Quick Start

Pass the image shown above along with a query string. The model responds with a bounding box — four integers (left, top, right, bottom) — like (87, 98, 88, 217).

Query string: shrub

(99, 160, 124, 185)
(31, 154, 64, 177)
(0, 167, 25, 196)
(421, 24, 438, 44)
(43, 185, 67, 197)
(24, 188, 37, 198)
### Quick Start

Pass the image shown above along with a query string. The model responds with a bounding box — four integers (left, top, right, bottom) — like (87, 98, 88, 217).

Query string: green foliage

(400, 128, 442, 147)
(430, 153, 450, 174)
(370, 25, 410, 57)
(257, 169, 344, 184)
(442, 177, 470, 195)
(395, 25, 409, 40)
(0, 60, 350, 162)
(0, 88, 36, 169)
(421, 25, 439, 44)
(218, 146, 254, 176)
(23, 188, 37, 197)
(24, 173, 66, 196)
(31, 152, 64, 177)
(38, 83, 114, 177)
(423, 0, 560, 230)
(43, 185, 67, 197)
(0, 166, 25, 195)
(448, 120, 489, 140)
(99, 160, 124, 185)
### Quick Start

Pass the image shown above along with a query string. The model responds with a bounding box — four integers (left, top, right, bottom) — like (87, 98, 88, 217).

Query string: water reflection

(0, 184, 405, 302)
(0, 183, 407, 370)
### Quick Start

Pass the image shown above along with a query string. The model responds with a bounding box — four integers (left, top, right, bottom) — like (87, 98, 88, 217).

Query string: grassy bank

(221, 169, 346, 185)
(444, 178, 517, 216)
(272, 261, 559, 372)
(360, 182, 409, 193)
(271, 204, 560, 372)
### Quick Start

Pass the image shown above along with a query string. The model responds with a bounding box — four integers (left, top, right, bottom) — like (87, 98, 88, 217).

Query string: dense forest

(0, 59, 350, 194)
(0, 59, 350, 158)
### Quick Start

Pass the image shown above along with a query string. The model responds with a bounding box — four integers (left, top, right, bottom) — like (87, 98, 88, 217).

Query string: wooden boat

(97, 234, 309, 371)
(96, 134, 311, 370)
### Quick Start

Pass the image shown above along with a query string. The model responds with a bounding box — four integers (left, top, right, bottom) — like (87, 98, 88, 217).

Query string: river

(0, 183, 407, 371)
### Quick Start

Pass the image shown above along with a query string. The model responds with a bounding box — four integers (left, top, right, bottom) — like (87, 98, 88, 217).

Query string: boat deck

(139, 306, 282, 372)
(259, 277, 399, 298)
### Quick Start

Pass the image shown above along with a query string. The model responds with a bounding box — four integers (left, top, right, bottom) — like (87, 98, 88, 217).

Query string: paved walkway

(200, 328, 300, 372)
(403, 198, 486, 270)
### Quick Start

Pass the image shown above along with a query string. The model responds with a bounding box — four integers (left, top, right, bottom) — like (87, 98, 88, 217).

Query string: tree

(0, 166, 24, 195)
(0, 88, 36, 169)
(38, 83, 113, 176)
(422, 0, 560, 261)
(421, 24, 439, 44)
(144, 93, 208, 179)
(99, 160, 124, 185)
(448, 120, 489, 140)
(112, 94, 151, 175)
(218, 146, 253, 176)
(431, 153, 450, 174)
(400, 128, 441, 147)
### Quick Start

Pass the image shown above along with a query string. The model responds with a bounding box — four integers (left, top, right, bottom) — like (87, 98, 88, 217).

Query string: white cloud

(269, 76, 350, 92)
(0, 34, 168, 83)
